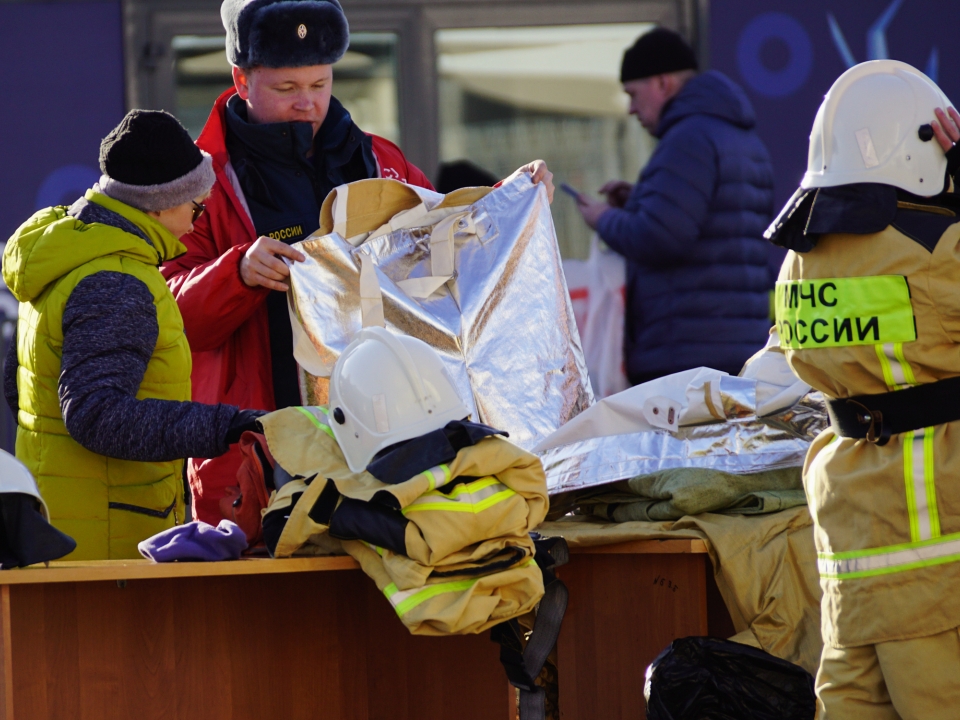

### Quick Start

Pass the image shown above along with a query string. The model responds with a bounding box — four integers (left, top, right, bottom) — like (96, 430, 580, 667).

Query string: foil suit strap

(358, 211, 476, 328)
(826, 375, 960, 445)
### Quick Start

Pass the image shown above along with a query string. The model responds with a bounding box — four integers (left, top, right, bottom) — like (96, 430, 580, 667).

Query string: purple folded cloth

(138, 520, 247, 562)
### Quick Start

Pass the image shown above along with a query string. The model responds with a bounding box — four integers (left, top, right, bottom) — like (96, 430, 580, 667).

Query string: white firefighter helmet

(328, 327, 470, 473)
(803, 60, 954, 197)
(0, 449, 49, 520)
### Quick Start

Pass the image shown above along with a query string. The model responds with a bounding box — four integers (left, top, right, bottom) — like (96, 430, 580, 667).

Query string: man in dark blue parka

(577, 29, 774, 384)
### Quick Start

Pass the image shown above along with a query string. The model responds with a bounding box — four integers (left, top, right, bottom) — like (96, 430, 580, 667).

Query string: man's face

(623, 77, 669, 134)
(233, 64, 333, 137)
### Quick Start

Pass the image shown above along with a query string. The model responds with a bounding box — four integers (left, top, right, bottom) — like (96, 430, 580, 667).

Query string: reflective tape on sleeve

(819, 532, 960, 580)
(383, 558, 537, 617)
(295, 406, 335, 439)
(384, 579, 478, 617)
(775, 276, 917, 349)
(402, 476, 517, 515)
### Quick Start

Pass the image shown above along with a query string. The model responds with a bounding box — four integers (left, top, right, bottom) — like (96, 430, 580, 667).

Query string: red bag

(220, 431, 274, 547)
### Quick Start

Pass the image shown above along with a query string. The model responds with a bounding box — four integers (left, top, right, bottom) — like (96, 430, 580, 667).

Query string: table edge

(0, 539, 707, 585)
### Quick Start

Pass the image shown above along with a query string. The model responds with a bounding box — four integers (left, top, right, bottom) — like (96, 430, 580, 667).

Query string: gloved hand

(225, 409, 267, 445)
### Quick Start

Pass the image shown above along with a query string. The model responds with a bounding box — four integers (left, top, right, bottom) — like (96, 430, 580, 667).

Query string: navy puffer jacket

(596, 70, 774, 383)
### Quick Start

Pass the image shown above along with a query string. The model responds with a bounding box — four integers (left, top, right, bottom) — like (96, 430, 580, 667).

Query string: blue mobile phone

(560, 183, 584, 201)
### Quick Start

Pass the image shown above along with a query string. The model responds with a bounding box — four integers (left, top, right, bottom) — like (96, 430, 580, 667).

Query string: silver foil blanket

(540, 391, 827, 494)
(287, 175, 594, 451)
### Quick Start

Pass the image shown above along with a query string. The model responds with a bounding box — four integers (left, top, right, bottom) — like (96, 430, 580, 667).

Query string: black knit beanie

(620, 28, 698, 83)
(98, 110, 216, 212)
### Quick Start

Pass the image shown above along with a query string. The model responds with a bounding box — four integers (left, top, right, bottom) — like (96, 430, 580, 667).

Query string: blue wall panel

(0, 1, 125, 451)
(0, 1, 125, 239)
(711, 0, 960, 209)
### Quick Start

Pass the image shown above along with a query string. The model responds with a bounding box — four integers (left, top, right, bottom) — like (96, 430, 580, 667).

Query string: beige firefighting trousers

(817, 626, 960, 720)
(777, 200, 960, 711)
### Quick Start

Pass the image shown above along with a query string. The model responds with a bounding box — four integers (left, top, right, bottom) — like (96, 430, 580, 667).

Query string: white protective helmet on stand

(328, 327, 471, 472)
(803, 60, 953, 197)
(0, 449, 50, 519)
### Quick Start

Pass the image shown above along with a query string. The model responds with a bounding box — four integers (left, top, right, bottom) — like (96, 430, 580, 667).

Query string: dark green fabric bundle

(577, 467, 806, 523)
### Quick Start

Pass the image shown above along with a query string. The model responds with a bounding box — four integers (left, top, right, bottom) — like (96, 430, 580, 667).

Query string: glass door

(436, 24, 657, 259)
(171, 31, 401, 142)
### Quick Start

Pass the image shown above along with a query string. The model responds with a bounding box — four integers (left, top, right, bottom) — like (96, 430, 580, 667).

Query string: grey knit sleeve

(59, 271, 238, 462)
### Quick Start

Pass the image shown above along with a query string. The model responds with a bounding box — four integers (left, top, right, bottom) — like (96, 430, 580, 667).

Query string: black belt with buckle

(825, 375, 960, 446)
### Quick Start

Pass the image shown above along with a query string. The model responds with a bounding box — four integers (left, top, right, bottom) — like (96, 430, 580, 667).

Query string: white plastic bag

(562, 234, 629, 398)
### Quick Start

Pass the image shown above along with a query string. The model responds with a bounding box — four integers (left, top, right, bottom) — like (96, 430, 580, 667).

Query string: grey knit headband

(99, 153, 216, 213)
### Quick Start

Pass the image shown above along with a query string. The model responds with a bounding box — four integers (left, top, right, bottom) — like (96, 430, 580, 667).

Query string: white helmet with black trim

(803, 60, 953, 197)
(328, 327, 470, 473)
(0, 450, 50, 519)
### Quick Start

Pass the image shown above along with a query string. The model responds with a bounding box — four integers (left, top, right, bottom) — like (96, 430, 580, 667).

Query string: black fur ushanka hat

(221, 0, 349, 69)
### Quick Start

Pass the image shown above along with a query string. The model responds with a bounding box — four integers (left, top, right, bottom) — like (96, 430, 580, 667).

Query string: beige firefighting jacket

(777, 200, 960, 648)
(259, 406, 547, 636)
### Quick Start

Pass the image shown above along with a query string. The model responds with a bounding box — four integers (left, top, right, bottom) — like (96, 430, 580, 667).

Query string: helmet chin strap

(358, 327, 438, 413)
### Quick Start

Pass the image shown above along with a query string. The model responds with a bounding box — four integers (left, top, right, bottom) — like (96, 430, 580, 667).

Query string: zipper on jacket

(108, 499, 177, 520)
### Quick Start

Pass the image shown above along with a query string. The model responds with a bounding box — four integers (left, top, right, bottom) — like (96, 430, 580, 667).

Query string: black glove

(947, 141, 960, 186)
(225, 409, 267, 445)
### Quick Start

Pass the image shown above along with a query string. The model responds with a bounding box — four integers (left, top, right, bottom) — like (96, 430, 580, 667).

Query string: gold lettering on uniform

(267, 225, 303, 241)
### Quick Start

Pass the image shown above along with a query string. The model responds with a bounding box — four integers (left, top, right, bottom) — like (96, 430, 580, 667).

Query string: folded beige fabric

(538, 507, 823, 674)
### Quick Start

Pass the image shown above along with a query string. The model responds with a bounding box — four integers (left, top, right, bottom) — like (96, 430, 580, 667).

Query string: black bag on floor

(644, 637, 816, 720)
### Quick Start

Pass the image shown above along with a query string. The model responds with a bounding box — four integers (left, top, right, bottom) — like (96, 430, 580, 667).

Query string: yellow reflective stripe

(403, 477, 516, 516)
(383, 579, 478, 617)
(383, 558, 539, 616)
(924, 427, 941, 539)
(875, 343, 918, 391)
(776, 276, 916, 349)
(903, 428, 939, 543)
(295, 406, 335, 439)
(893, 343, 918, 386)
(440, 476, 499, 498)
(404, 489, 517, 515)
(903, 431, 922, 542)
(876, 344, 898, 390)
(819, 532, 960, 579)
(424, 464, 451, 491)
(364, 541, 385, 557)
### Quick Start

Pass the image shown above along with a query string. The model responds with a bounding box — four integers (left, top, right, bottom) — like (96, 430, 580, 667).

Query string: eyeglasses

(191, 201, 206, 223)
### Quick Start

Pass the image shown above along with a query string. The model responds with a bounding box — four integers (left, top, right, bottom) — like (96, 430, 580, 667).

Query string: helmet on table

(803, 60, 953, 197)
(0, 450, 51, 520)
(0, 450, 77, 567)
(328, 327, 470, 473)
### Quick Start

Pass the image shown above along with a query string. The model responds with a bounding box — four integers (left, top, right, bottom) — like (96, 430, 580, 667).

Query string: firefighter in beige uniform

(769, 60, 960, 718)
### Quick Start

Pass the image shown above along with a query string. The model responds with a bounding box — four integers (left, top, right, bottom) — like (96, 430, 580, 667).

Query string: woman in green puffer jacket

(2, 110, 261, 560)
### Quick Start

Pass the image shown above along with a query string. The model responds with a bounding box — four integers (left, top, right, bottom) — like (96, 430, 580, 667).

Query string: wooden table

(556, 538, 734, 720)
(0, 539, 730, 719)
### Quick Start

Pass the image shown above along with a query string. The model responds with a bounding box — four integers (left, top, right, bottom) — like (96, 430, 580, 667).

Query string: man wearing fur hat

(162, 0, 554, 524)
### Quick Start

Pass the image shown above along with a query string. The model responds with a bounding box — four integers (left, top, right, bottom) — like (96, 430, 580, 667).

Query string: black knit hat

(222, 0, 349, 69)
(98, 110, 215, 212)
(620, 28, 698, 83)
